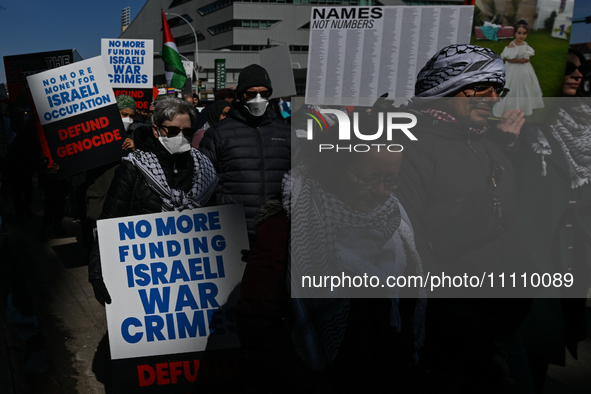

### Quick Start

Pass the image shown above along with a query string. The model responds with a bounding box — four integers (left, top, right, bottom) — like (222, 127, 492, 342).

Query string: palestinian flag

(161, 10, 187, 90)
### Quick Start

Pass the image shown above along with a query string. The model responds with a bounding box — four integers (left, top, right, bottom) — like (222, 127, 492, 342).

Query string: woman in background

(191, 100, 231, 149)
(515, 48, 591, 393)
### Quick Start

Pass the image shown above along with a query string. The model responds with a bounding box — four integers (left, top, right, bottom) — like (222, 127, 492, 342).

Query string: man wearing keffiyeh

(395, 44, 534, 392)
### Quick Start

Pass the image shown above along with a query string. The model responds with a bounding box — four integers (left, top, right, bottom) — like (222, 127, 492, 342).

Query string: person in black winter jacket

(199, 64, 291, 244)
(395, 45, 534, 393)
(88, 97, 218, 306)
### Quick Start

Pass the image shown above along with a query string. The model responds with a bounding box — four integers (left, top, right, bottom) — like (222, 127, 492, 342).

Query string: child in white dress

(493, 19, 544, 117)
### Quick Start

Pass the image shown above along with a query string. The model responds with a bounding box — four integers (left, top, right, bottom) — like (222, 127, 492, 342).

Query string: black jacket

(199, 105, 291, 242)
(235, 203, 423, 393)
(397, 111, 530, 280)
(88, 125, 199, 282)
(395, 111, 532, 390)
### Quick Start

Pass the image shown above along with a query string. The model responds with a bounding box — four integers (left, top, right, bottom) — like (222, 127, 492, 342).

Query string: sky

(0, 0, 149, 85)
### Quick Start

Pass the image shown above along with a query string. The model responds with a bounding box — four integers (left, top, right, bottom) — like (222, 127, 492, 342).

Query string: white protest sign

(182, 60, 194, 81)
(27, 56, 116, 126)
(260, 45, 297, 98)
(98, 204, 249, 360)
(305, 5, 474, 106)
(101, 39, 154, 88)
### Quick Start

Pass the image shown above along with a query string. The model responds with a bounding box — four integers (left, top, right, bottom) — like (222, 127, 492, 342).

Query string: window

(208, 20, 279, 35)
(167, 14, 193, 28)
(219, 45, 268, 51)
(289, 45, 309, 52)
(175, 31, 206, 46)
(198, 0, 235, 16)
(169, 0, 193, 8)
(207, 21, 236, 35)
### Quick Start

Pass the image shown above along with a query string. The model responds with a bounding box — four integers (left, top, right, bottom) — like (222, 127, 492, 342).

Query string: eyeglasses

(244, 90, 271, 100)
(462, 85, 510, 98)
(345, 168, 405, 191)
(565, 61, 589, 76)
(157, 125, 195, 137)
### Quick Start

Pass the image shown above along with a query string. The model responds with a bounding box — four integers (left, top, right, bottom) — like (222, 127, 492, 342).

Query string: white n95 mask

(158, 130, 191, 154)
(121, 117, 133, 131)
(245, 94, 269, 117)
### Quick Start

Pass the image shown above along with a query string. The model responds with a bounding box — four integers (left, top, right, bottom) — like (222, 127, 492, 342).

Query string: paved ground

(0, 184, 110, 394)
(545, 305, 591, 394)
(0, 183, 590, 393)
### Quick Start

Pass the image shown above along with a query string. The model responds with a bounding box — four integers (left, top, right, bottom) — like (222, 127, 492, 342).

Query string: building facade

(120, 0, 463, 96)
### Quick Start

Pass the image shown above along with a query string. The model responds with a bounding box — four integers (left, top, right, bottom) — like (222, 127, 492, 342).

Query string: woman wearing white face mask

(116, 94, 137, 151)
(88, 97, 218, 306)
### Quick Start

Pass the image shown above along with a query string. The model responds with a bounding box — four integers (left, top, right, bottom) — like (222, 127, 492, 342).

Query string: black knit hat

(236, 64, 273, 98)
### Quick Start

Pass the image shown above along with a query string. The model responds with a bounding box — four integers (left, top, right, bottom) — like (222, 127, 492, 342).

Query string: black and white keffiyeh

(528, 101, 591, 188)
(415, 44, 505, 98)
(123, 148, 218, 211)
(551, 103, 591, 188)
(284, 167, 426, 372)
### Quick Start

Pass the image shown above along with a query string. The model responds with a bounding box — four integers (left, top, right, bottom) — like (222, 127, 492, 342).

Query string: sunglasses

(244, 90, 271, 100)
(158, 125, 195, 137)
(463, 85, 510, 98)
(346, 168, 405, 191)
(565, 61, 589, 76)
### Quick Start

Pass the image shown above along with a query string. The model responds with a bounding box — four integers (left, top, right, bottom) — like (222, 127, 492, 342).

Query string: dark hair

(215, 88, 237, 102)
(568, 48, 587, 72)
(565, 48, 589, 97)
(514, 19, 529, 34)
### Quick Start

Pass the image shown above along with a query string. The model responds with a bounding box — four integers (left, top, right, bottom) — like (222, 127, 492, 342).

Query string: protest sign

(98, 204, 249, 392)
(305, 5, 473, 106)
(260, 45, 297, 98)
(4, 49, 82, 102)
(102, 39, 154, 111)
(27, 56, 125, 178)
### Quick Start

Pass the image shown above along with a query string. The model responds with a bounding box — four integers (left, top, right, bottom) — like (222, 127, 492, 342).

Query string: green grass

(471, 29, 570, 97)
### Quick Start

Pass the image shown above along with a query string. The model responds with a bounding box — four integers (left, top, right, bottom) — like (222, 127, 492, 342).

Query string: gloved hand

(241, 249, 251, 263)
(372, 92, 396, 112)
(91, 280, 112, 306)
